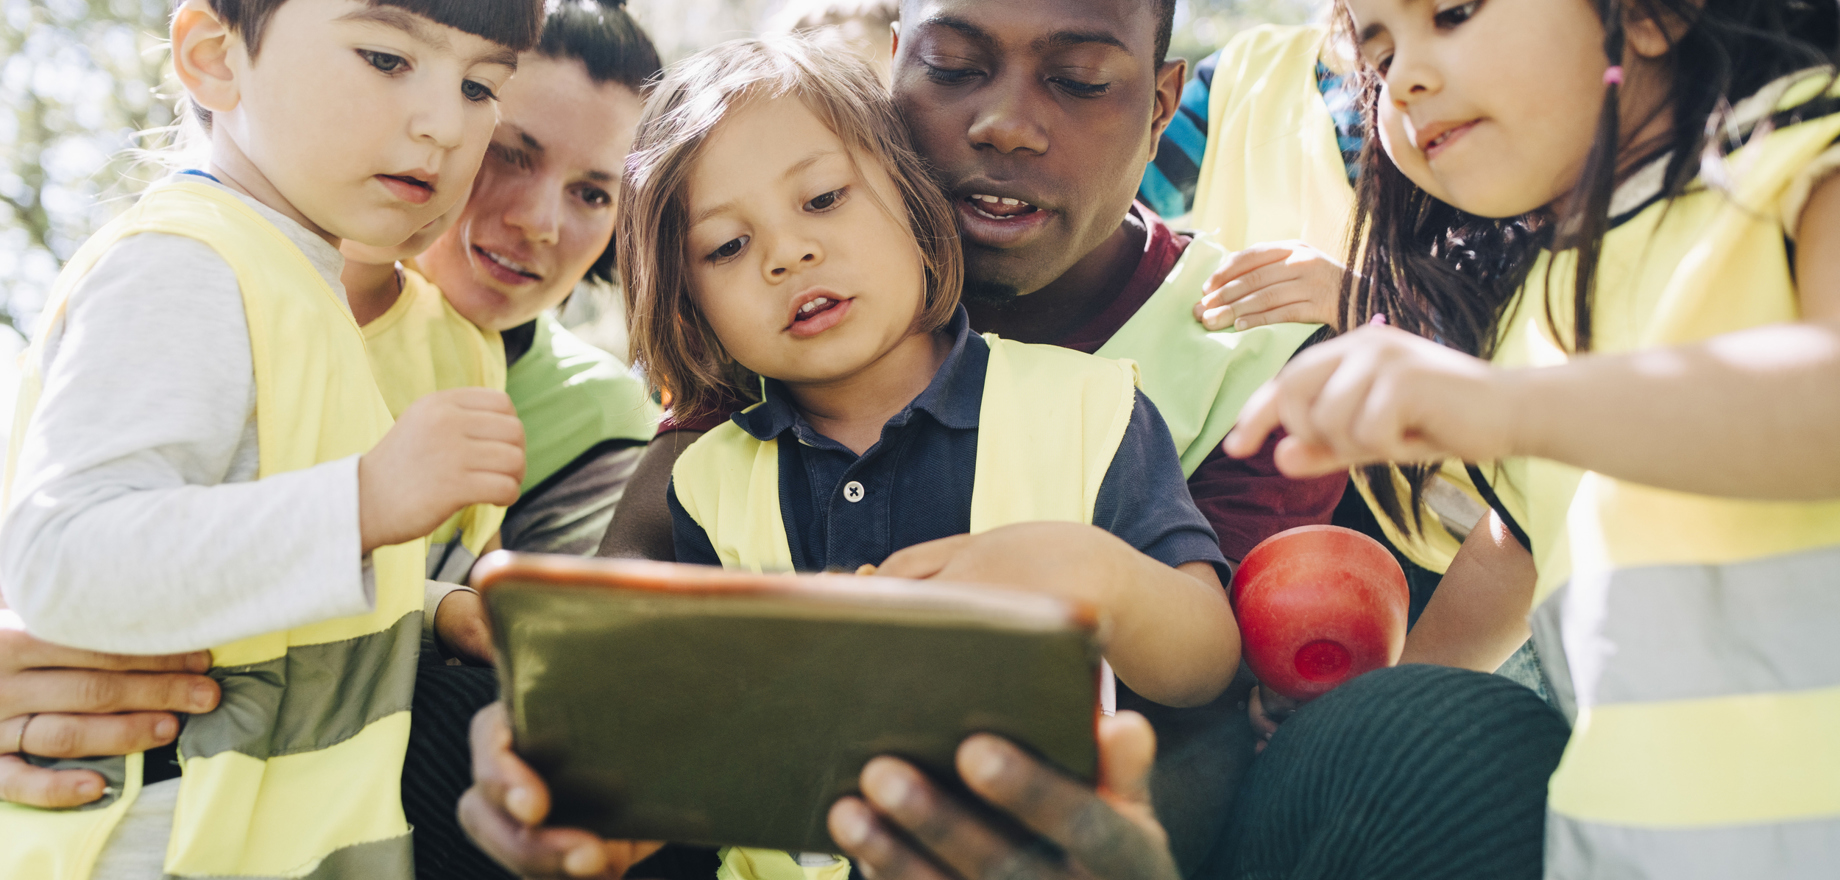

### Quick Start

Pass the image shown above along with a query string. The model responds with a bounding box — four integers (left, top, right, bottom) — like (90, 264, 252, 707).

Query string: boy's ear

(172, 0, 242, 115)
(1147, 58, 1187, 164)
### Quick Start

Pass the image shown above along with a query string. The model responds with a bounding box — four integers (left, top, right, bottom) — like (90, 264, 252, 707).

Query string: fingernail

(186, 652, 212, 673)
(506, 786, 539, 824)
(1235, 319, 1250, 331)
(563, 843, 606, 877)
(190, 682, 217, 712)
(830, 800, 871, 847)
(863, 761, 913, 809)
(154, 716, 177, 742)
(962, 737, 1007, 784)
(75, 778, 103, 800)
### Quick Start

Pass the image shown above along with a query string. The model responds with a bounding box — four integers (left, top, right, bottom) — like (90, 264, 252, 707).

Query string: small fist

(1194, 241, 1346, 332)
(1248, 684, 1300, 754)
(359, 388, 525, 552)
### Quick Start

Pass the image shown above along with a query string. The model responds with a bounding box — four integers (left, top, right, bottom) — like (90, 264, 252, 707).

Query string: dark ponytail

(1336, 0, 1840, 536)
(538, 0, 665, 283)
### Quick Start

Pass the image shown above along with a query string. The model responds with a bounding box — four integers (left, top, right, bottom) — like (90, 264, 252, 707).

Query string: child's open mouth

(966, 193, 1039, 221)
(377, 173, 435, 205)
(787, 293, 851, 338)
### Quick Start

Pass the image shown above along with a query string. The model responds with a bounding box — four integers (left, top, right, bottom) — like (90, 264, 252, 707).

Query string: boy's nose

(410, 94, 467, 150)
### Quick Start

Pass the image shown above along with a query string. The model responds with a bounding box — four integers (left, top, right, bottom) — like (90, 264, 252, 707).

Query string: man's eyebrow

(1034, 29, 1129, 54)
(921, 15, 995, 49)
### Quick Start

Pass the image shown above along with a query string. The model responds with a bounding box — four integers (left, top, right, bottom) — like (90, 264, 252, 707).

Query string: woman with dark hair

(418, 0, 666, 563)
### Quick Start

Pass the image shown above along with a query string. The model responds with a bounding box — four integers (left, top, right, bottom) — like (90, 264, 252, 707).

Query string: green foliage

(1169, 0, 1319, 68)
(1, 0, 174, 332)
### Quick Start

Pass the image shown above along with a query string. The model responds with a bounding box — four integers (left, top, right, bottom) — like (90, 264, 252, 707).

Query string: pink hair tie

(1603, 66, 1625, 86)
(1368, 313, 1388, 327)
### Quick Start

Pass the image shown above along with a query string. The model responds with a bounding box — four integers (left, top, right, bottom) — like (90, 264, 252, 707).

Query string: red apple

(1230, 525, 1409, 702)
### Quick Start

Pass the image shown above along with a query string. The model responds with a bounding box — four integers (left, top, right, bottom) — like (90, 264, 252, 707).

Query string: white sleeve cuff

(424, 579, 479, 634)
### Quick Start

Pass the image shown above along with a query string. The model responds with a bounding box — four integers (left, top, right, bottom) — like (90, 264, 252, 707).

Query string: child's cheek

(1376, 107, 1435, 197)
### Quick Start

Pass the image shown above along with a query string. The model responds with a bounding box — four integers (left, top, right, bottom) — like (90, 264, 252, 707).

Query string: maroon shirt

(659, 204, 1344, 561)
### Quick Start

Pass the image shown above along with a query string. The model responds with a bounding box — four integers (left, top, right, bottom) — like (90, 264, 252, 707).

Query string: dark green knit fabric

(406, 659, 518, 880)
(1221, 664, 1570, 880)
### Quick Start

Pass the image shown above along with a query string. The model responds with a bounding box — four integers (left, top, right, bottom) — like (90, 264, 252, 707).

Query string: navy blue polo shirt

(667, 308, 1228, 577)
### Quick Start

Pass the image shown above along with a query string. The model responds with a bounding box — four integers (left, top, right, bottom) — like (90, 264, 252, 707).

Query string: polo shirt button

(843, 481, 865, 503)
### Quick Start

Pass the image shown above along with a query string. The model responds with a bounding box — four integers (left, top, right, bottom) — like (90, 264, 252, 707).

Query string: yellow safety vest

(1499, 75, 1840, 877)
(0, 181, 425, 880)
(1189, 22, 1481, 572)
(363, 266, 508, 562)
(673, 336, 1138, 880)
(1189, 24, 1353, 256)
(1095, 233, 1319, 479)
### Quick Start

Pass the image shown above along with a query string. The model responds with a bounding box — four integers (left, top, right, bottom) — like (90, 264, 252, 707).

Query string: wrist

(1495, 365, 1555, 461)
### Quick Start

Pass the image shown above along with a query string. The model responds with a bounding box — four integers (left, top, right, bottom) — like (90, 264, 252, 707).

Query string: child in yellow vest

(340, 204, 508, 669)
(1226, 0, 1840, 876)
(620, 37, 1241, 880)
(0, 2, 542, 878)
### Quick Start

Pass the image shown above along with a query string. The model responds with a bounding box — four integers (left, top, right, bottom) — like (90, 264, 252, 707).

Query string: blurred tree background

(0, 0, 1316, 334)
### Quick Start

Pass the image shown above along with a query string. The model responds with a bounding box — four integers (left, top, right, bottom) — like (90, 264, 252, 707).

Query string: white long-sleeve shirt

(0, 177, 373, 655)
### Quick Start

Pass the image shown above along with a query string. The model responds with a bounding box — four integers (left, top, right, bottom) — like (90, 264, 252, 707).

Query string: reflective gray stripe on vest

(1529, 595, 1579, 724)
(1544, 544, 1840, 712)
(1546, 811, 1840, 880)
(181, 611, 421, 761)
(164, 831, 412, 880)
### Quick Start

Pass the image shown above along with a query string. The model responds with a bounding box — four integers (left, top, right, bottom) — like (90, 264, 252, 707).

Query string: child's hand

(434, 590, 495, 667)
(1194, 241, 1345, 332)
(359, 388, 525, 553)
(877, 522, 1123, 608)
(880, 523, 1238, 708)
(1247, 684, 1300, 754)
(1222, 324, 1516, 478)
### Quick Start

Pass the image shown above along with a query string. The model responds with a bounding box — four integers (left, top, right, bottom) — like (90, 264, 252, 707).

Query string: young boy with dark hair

(0, 1, 543, 877)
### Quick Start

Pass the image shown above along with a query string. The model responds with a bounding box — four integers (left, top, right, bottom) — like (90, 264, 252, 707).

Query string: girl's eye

(576, 186, 612, 208)
(462, 80, 498, 103)
(359, 50, 408, 74)
(1050, 77, 1111, 98)
(806, 188, 846, 212)
(923, 62, 981, 85)
(708, 236, 749, 262)
(1434, 1, 1481, 28)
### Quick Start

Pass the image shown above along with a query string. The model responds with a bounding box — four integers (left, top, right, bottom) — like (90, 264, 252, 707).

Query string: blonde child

(0, 1, 541, 877)
(1226, 0, 1840, 876)
(620, 36, 1241, 879)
